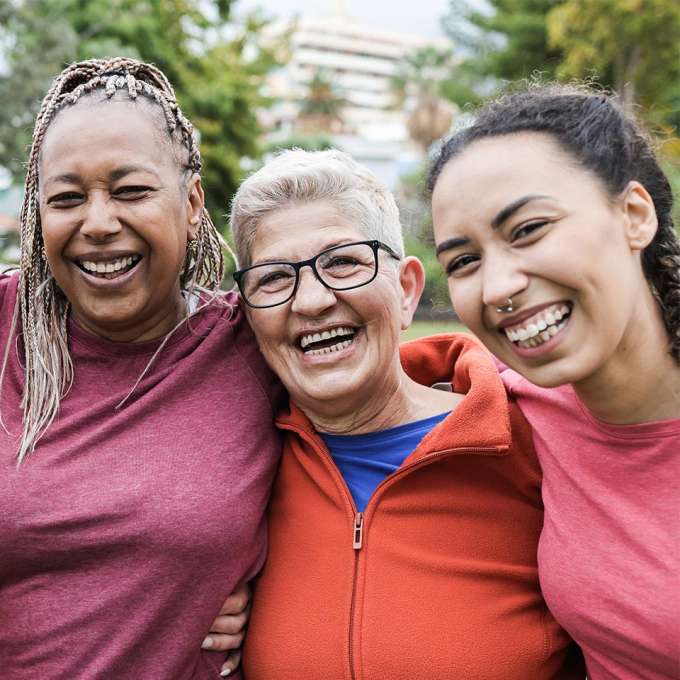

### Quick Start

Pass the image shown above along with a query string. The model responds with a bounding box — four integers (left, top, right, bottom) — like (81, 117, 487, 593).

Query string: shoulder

(209, 290, 283, 411)
(499, 366, 582, 434)
(0, 270, 19, 324)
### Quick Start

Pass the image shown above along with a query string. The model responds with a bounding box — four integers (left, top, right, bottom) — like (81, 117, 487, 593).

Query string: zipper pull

(353, 512, 364, 550)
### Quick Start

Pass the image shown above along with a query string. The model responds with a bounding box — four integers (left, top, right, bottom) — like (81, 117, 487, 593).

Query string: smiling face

(244, 201, 418, 419)
(431, 132, 658, 388)
(38, 100, 202, 342)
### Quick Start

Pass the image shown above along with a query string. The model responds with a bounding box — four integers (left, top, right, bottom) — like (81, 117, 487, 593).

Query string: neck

(301, 366, 462, 435)
(73, 294, 188, 343)
(574, 297, 680, 424)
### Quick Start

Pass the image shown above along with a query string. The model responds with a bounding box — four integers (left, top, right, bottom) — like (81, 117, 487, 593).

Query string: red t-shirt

(0, 273, 281, 679)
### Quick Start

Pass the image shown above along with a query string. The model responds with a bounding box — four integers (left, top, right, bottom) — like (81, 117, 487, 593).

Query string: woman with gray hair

(229, 149, 584, 679)
(0, 57, 280, 678)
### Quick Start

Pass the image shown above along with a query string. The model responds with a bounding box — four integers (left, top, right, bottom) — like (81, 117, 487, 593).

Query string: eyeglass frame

(233, 239, 402, 309)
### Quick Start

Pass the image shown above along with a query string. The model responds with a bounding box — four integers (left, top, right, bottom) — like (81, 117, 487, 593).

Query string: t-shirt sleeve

(0, 272, 20, 327)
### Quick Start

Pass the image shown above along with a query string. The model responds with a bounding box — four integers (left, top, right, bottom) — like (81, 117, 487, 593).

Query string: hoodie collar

(277, 333, 512, 458)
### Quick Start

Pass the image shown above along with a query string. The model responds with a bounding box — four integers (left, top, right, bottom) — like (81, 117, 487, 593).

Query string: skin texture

(245, 200, 462, 434)
(39, 101, 203, 343)
(432, 132, 680, 423)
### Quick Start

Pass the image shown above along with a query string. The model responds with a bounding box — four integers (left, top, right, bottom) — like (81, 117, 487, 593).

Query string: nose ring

(496, 298, 514, 313)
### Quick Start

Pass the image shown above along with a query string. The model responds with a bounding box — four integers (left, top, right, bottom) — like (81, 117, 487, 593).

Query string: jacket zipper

(279, 422, 505, 680)
(352, 512, 364, 550)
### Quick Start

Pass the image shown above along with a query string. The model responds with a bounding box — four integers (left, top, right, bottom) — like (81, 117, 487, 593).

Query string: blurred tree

(547, 0, 680, 117)
(0, 0, 279, 226)
(442, 0, 563, 84)
(392, 47, 459, 152)
(298, 69, 346, 133)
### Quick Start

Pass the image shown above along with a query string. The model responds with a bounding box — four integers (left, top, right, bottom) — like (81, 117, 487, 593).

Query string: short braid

(5, 57, 226, 463)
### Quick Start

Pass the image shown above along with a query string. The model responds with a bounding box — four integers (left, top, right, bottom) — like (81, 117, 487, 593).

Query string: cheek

(447, 279, 482, 331)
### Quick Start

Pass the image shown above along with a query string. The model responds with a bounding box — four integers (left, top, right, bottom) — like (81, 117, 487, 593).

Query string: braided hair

(428, 83, 680, 364)
(5, 57, 226, 463)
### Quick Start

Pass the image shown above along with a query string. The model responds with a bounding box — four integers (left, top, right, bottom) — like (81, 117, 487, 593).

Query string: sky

(237, 0, 452, 39)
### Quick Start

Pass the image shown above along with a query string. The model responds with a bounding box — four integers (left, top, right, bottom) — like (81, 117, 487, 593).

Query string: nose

(79, 193, 122, 241)
(481, 248, 529, 310)
(290, 267, 337, 316)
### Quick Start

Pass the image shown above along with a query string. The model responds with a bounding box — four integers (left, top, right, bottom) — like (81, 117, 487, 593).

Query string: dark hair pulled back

(429, 84, 680, 362)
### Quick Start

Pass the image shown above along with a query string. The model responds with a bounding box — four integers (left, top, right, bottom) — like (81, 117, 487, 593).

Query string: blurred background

(1, 0, 678, 336)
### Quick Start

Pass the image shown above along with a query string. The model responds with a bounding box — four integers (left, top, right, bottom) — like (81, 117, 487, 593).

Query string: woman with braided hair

(0, 58, 280, 678)
(429, 84, 679, 679)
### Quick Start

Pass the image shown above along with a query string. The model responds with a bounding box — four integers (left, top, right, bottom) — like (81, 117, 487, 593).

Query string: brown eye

(114, 186, 152, 199)
(511, 221, 549, 242)
(47, 192, 84, 207)
(445, 253, 480, 276)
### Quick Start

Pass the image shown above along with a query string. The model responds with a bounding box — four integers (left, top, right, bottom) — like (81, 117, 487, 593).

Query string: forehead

(251, 201, 367, 262)
(431, 133, 585, 230)
(40, 100, 178, 175)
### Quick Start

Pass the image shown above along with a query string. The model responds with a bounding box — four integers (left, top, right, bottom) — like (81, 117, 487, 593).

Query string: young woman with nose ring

(430, 84, 679, 680)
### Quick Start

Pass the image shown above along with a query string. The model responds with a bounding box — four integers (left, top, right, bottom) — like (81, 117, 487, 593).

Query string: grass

(401, 319, 469, 342)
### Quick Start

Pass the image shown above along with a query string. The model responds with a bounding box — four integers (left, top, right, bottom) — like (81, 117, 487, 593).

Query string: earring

(496, 298, 514, 313)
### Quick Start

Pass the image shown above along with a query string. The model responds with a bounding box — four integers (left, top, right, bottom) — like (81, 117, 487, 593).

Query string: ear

(398, 256, 426, 331)
(620, 181, 658, 251)
(185, 173, 205, 240)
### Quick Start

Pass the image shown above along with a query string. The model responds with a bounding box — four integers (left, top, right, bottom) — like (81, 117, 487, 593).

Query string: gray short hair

(230, 149, 404, 267)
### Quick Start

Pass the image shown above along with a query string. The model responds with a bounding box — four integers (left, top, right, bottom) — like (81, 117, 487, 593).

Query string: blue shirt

(321, 412, 449, 512)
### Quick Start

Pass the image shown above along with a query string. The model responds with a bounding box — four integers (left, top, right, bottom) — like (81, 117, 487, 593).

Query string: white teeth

(300, 326, 355, 349)
(305, 338, 352, 356)
(503, 304, 572, 349)
(81, 256, 137, 275)
(515, 320, 567, 349)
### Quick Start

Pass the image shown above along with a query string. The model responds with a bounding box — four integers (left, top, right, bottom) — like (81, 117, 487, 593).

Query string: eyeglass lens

(240, 242, 378, 307)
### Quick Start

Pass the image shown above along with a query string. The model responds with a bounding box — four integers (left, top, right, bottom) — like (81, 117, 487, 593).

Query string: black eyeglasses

(233, 240, 401, 309)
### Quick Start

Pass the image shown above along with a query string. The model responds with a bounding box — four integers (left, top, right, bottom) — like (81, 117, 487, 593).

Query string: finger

(220, 649, 242, 677)
(201, 632, 244, 652)
(210, 611, 248, 636)
(218, 583, 250, 615)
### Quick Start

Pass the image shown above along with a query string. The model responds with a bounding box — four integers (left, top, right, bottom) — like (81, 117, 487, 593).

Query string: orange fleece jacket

(244, 334, 584, 680)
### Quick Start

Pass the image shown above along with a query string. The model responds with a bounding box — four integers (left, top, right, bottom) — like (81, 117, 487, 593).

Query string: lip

(495, 300, 572, 329)
(71, 255, 144, 291)
(72, 249, 143, 264)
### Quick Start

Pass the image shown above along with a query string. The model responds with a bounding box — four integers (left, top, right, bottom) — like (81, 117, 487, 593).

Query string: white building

(262, 12, 452, 188)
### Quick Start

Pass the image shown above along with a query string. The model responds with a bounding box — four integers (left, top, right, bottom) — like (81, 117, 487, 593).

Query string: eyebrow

(44, 165, 158, 187)
(250, 237, 357, 266)
(491, 194, 552, 229)
(109, 165, 159, 182)
(436, 193, 553, 256)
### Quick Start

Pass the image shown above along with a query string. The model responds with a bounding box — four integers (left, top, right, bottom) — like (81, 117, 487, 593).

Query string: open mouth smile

(75, 255, 142, 280)
(502, 302, 573, 349)
(298, 326, 357, 357)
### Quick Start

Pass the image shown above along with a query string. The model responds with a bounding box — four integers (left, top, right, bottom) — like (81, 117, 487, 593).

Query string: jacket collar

(276, 333, 512, 459)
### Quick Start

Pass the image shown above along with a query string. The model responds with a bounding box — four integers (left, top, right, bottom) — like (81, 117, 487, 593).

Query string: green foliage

(547, 0, 680, 120)
(404, 233, 451, 314)
(0, 0, 279, 229)
(442, 0, 563, 85)
(263, 134, 335, 155)
(442, 0, 680, 133)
